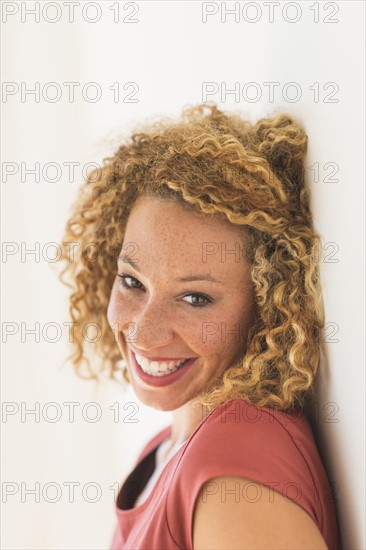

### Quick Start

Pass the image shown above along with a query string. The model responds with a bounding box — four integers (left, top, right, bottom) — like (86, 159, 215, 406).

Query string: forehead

(121, 195, 248, 275)
(125, 195, 243, 246)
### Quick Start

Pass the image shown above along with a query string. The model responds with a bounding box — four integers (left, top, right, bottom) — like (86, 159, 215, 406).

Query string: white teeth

(135, 353, 189, 375)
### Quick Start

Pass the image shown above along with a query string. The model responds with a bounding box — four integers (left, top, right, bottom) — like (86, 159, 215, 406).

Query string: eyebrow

(118, 254, 224, 285)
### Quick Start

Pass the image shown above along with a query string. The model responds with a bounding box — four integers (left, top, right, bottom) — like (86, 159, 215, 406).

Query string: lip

(130, 349, 197, 388)
(128, 346, 191, 362)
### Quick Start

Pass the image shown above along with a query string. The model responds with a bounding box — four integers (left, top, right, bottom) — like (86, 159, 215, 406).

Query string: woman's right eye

(117, 274, 144, 290)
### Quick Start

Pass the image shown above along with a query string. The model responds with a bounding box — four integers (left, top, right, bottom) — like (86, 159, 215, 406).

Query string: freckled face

(107, 195, 257, 411)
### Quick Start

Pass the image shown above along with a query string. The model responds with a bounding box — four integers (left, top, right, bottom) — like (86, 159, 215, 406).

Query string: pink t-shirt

(110, 397, 341, 549)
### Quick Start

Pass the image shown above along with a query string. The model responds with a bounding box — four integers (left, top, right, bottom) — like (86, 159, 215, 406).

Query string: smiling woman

(57, 103, 341, 549)
(107, 195, 258, 407)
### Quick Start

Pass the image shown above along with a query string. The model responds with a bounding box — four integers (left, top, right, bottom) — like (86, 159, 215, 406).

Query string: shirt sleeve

(166, 398, 333, 549)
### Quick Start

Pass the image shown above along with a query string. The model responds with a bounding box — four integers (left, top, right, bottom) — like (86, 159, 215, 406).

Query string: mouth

(133, 352, 192, 377)
(129, 349, 198, 387)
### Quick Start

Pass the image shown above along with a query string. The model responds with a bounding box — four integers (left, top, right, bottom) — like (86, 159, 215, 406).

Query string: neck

(168, 397, 209, 446)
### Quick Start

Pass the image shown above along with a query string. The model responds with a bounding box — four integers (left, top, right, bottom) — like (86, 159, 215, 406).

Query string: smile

(134, 353, 191, 376)
(130, 350, 198, 387)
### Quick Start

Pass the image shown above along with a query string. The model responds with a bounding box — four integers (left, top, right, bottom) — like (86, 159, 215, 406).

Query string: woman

(58, 103, 341, 549)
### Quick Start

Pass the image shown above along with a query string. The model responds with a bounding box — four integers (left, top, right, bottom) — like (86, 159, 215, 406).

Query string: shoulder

(186, 397, 313, 471)
(166, 398, 332, 549)
(192, 474, 329, 549)
(173, 398, 319, 501)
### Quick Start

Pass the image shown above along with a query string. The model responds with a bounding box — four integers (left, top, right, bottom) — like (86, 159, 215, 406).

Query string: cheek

(107, 282, 141, 336)
(183, 320, 225, 355)
(106, 281, 124, 327)
(200, 302, 254, 353)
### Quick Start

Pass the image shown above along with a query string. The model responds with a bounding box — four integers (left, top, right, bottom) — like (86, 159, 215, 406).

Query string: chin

(134, 390, 192, 412)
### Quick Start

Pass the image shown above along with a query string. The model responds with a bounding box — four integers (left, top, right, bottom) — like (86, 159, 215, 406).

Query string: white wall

(1, 1, 364, 548)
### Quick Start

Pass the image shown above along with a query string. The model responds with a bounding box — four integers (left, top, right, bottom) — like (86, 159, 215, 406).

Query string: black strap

(116, 446, 158, 510)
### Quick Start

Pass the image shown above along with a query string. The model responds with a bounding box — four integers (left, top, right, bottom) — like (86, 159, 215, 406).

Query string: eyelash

(117, 273, 213, 309)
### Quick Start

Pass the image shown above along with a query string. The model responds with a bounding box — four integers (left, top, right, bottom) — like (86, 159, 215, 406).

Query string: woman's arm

(192, 476, 328, 550)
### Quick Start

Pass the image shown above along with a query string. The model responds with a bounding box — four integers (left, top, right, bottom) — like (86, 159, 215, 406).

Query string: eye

(182, 294, 212, 308)
(117, 273, 212, 308)
(117, 274, 144, 290)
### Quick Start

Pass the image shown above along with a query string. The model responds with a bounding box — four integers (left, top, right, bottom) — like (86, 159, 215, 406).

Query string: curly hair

(57, 102, 325, 414)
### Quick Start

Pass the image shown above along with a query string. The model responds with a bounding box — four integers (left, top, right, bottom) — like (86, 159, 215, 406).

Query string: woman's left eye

(182, 294, 212, 308)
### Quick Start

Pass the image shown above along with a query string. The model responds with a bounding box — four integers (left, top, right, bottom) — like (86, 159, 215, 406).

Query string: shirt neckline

(115, 430, 177, 515)
(114, 398, 265, 516)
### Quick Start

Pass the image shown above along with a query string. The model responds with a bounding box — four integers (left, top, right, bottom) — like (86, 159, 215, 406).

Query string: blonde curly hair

(57, 102, 325, 414)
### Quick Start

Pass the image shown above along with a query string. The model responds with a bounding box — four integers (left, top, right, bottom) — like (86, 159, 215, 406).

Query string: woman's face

(107, 195, 257, 411)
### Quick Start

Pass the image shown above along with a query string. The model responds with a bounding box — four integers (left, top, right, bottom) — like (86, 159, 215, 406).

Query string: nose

(122, 300, 174, 351)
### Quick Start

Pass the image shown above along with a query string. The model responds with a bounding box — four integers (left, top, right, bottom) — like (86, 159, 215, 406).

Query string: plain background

(1, 1, 365, 549)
